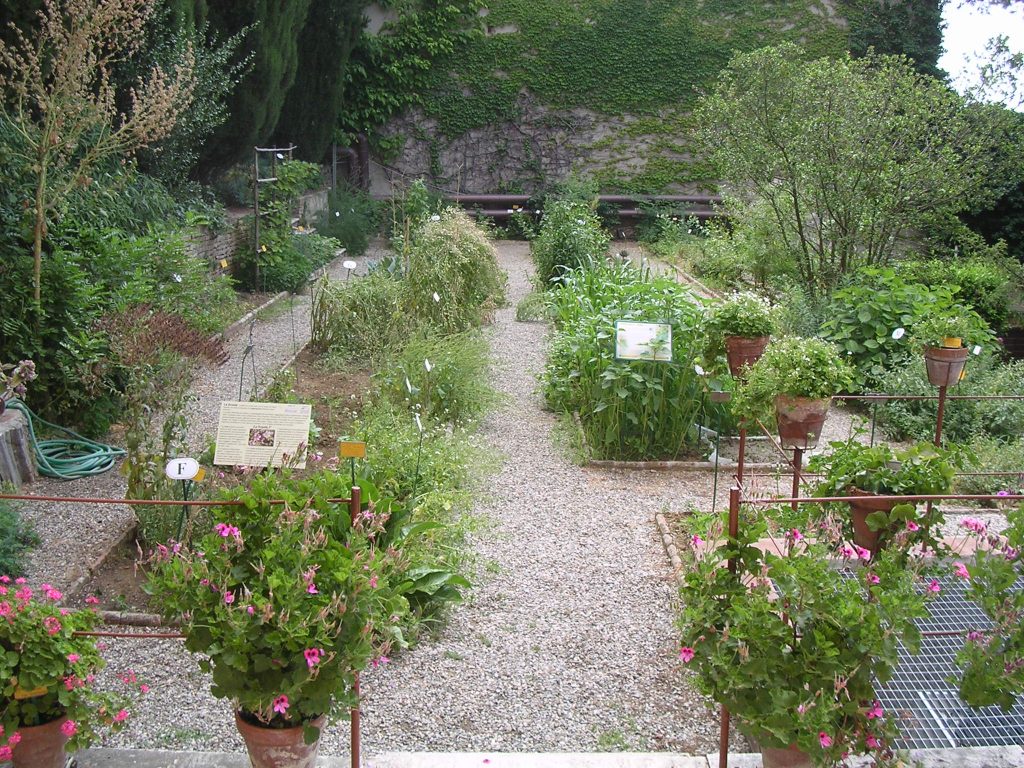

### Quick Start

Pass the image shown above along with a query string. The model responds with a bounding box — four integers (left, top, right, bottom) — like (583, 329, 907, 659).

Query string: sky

(939, 1, 1024, 104)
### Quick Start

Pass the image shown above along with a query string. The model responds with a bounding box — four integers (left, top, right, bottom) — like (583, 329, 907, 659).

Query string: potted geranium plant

(144, 470, 408, 768)
(954, 500, 1024, 711)
(910, 308, 991, 388)
(0, 580, 140, 766)
(704, 293, 776, 377)
(732, 337, 855, 449)
(809, 440, 959, 555)
(678, 516, 935, 767)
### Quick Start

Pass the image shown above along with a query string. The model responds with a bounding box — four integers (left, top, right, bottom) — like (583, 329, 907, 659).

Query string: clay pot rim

(235, 710, 327, 730)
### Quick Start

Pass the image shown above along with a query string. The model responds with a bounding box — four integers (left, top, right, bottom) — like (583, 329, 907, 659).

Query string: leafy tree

(696, 43, 1023, 299)
(273, 0, 369, 162)
(198, 0, 313, 174)
(0, 0, 196, 303)
(842, 0, 944, 78)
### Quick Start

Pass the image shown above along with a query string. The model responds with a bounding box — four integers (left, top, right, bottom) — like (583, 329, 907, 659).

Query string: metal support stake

(737, 427, 747, 485)
(711, 407, 721, 515)
(791, 447, 804, 514)
(176, 479, 189, 541)
(935, 384, 948, 447)
(349, 485, 362, 768)
(870, 401, 878, 447)
(718, 485, 741, 768)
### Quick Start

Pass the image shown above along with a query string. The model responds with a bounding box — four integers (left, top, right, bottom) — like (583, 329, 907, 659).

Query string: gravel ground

(90, 240, 744, 758)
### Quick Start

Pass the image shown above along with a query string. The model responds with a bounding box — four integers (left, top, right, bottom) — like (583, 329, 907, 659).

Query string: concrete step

(73, 747, 1024, 768)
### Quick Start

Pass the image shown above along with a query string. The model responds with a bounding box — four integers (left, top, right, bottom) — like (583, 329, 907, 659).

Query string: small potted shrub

(911, 308, 990, 388)
(810, 440, 958, 554)
(144, 471, 408, 768)
(733, 337, 855, 449)
(679, 518, 934, 767)
(0, 581, 140, 766)
(705, 293, 776, 377)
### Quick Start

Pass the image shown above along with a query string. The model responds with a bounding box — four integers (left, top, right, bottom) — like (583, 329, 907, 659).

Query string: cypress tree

(273, 0, 369, 163)
(198, 0, 314, 174)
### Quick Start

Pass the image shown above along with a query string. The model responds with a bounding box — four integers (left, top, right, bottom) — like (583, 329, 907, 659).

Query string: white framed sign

(165, 457, 200, 481)
(213, 401, 313, 468)
(614, 321, 672, 362)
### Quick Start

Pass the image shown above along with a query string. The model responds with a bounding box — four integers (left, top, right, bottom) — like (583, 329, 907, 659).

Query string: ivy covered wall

(371, 0, 943, 194)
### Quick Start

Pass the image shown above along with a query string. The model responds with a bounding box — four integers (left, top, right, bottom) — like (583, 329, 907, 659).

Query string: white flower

(694, 364, 705, 376)
(892, 327, 906, 340)
(430, 214, 441, 222)
(335, 211, 341, 217)
(172, 274, 182, 283)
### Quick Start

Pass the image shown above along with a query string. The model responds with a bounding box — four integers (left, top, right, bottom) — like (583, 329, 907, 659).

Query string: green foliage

(274, 0, 369, 161)
(678, 515, 934, 762)
(910, 308, 995, 351)
(310, 273, 413, 366)
(0, 498, 38, 578)
(820, 269, 965, 386)
(378, 331, 498, 425)
(697, 44, 1024, 298)
(540, 260, 707, 460)
(956, 437, 1024, 499)
(405, 208, 506, 334)
(144, 470, 407, 728)
(732, 337, 855, 426)
(875, 355, 1024, 443)
(317, 183, 381, 256)
(956, 502, 1024, 710)
(840, 0, 943, 78)
(199, 1, 315, 173)
(531, 200, 610, 287)
(894, 253, 1024, 332)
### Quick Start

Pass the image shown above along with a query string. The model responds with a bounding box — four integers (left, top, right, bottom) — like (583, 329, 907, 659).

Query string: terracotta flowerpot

(774, 395, 830, 450)
(725, 335, 770, 378)
(924, 345, 968, 388)
(235, 712, 325, 768)
(848, 488, 900, 555)
(761, 743, 814, 768)
(11, 716, 70, 768)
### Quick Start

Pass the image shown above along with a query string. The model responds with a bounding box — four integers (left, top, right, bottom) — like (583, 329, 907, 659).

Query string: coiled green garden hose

(4, 399, 125, 480)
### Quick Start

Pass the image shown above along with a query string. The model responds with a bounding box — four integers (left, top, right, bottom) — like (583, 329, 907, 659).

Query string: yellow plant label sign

(14, 684, 48, 700)
(338, 441, 367, 459)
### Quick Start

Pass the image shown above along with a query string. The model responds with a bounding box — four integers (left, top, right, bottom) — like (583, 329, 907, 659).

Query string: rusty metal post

(718, 485, 742, 768)
(737, 427, 747, 485)
(350, 486, 362, 768)
(934, 384, 947, 447)
(791, 447, 804, 514)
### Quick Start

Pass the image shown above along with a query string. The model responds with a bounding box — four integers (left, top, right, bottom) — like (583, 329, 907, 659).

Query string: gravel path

(90, 240, 740, 758)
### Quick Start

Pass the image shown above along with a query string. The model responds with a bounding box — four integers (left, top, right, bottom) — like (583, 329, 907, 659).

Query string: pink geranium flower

(679, 646, 695, 663)
(818, 731, 832, 748)
(866, 734, 881, 749)
(927, 579, 941, 593)
(905, 520, 920, 532)
(303, 648, 323, 668)
(866, 572, 880, 586)
(60, 720, 77, 737)
(953, 561, 970, 579)
(854, 545, 872, 561)
(866, 700, 883, 719)
(272, 695, 289, 714)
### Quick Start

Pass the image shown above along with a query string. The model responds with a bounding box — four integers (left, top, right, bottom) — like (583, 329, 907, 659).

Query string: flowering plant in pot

(809, 440, 959, 555)
(678, 515, 935, 767)
(732, 337, 855, 449)
(909, 308, 992, 388)
(703, 293, 776, 377)
(143, 470, 408, 765)
(954, 502, 1024, 711)
(0, 580, 140, 764)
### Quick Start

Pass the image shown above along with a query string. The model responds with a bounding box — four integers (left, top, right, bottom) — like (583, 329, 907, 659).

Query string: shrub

(875, 354, 1024, 443)
(310, 273, 414, 366)
(541, 260, 707, 460)
(955, 437, 1024, 501)
(317, 183, 381, 256)
(405, 208, 506, 334)
(821, 268, 966, 387)
(531, 200, 610, 287)
(0, 497, 38, 578)
(378, 331, 498, 425)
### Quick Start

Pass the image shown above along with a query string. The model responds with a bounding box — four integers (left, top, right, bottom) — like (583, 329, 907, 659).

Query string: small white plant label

(165, 457, 200, 481)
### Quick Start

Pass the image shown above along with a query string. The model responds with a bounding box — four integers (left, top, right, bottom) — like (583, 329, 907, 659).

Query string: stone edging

(66, 517, 138, 600)
(655, 511, 684, 584)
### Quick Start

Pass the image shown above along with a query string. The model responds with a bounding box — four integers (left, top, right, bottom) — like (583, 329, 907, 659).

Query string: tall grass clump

(531, 200, 610, 287)
(405, 208, 506, 334)
(541, 260, 707, 460)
